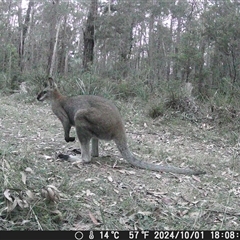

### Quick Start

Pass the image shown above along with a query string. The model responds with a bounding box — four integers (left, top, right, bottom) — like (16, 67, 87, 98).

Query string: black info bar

(1, 230, 239, 240)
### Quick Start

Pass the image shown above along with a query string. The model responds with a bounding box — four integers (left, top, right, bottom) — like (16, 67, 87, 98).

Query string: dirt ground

(0, 94, 240, 230)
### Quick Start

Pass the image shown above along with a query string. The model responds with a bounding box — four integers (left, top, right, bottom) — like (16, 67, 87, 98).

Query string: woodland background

(1, 0, 240, 105)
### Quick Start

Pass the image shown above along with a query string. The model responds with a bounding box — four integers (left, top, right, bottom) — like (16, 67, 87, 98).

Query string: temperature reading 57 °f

(129, 231, 139, 239)
(129, 231, 149, 239)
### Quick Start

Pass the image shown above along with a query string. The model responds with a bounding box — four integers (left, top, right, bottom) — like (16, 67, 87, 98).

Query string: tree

(83, 0, 98, 71)
(1, 0, 240, 100)
(18, 1, 34, 72)
(204, 0, 240, 90)
(48, 0, 60, 76)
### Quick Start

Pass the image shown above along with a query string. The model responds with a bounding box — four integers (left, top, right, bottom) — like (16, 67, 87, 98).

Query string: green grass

(0, 94, 240, 230)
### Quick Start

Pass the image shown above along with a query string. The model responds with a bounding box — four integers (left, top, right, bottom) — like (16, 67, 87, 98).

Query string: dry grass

(0, 94, 239, 230)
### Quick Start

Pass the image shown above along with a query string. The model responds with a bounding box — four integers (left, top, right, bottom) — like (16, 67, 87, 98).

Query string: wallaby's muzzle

(37, 90, 47, 101)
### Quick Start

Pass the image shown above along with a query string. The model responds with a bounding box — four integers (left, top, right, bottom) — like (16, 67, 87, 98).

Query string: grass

(0, 93, 240, 230)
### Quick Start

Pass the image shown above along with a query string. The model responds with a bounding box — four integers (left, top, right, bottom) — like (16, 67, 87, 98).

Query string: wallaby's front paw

(69, 137, 75, 142)
(65, 137, 75, 142)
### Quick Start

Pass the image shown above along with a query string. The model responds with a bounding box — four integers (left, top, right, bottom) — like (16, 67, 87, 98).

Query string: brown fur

(37, 77, 205, 175)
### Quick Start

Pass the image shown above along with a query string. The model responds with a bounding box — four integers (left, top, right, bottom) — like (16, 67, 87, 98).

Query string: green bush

(148, 102, 165, 119)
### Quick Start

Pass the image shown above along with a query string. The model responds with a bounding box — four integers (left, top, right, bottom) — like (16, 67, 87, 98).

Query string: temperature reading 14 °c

(100, 231, 119, 239)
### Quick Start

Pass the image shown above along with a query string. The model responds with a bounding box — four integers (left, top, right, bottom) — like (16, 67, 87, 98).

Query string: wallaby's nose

(37, 92, 44, 101)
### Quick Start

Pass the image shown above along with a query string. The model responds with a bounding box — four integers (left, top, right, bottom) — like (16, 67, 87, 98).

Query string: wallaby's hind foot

(57, 153, 88, 165)
(57, 138, 98, 164)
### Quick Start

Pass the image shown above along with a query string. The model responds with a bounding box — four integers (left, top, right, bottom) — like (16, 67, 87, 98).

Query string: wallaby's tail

(115, 140, 205, 175)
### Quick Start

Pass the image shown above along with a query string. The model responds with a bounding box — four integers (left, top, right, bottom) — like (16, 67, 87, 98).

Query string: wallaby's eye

(43, 90, 47, 94)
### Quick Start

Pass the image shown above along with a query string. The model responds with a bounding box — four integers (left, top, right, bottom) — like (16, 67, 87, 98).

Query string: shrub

(148, 101, 165, 119)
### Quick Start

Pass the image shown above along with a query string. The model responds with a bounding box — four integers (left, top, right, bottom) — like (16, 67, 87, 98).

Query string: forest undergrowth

(0, 91, 240, 230)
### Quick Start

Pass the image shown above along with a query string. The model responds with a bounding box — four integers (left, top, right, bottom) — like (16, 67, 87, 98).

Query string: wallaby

(37, 77, 205, 175)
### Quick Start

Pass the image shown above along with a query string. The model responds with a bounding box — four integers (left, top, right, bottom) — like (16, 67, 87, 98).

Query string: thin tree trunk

(147, 0, 156, 90)
(48, 0, 59, 75)
(173, 16, 181, 80)
(166, 16, 173, 81)
(83, 0, 98, 71)
(58, 5, 68, 74)
(17, 0, 23, 70)
(3, 0, 13, 73)
(18, 1, 34, 72)
(49, 21, 61, 76)
(28, 3, 35, 71)
(64, 51, 69, 75)
(198, 0, 207, 94)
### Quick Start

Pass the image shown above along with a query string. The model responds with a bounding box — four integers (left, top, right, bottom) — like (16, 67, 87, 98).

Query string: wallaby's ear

(48, 77, 57, 88)
(48, 77, 54, 87)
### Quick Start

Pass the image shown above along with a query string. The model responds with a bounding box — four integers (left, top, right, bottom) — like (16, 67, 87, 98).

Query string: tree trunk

(198, 0, 207, 94)
(83, 0, 98, 71)
(166, 16, 173, 81)
(48, 0, 60, 76)
(64, 51, 69, 75)
(147, 0, 156, 90)
(17, 0, 23, 70)
(3, 0, 13, 73)
(173, 16, 181, 80)
(59, 15, 66, 74)
(18, 1, 34, 72)
(49, 21, 61, 76)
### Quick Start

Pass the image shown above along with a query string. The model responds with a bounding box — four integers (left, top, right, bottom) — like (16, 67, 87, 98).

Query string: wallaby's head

(37, 77, 58, 101)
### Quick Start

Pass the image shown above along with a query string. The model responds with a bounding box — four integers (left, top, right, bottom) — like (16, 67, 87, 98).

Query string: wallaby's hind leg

(75, 127, 91, 163)
(91, 138, 99, 157)
(80, 139, 91, 163)
(74, 109, 99, 162)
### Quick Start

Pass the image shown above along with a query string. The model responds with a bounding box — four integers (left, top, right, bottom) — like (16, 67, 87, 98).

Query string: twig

(29, 204, 43, 230)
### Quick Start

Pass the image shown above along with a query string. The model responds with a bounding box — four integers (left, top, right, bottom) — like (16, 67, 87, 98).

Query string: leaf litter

(0, 95, 240, 230)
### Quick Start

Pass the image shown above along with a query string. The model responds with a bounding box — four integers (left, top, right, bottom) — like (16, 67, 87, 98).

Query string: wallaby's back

(61, 95, 125, 141)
